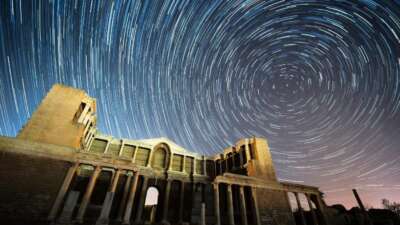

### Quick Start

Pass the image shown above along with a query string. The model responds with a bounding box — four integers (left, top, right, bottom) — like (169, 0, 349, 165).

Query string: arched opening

(151, 144, 170, 170)
(144, 186, 159, 223)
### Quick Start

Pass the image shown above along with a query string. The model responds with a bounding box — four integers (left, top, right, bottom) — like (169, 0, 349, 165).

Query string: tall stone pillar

(314, 194, 329, 225)
(294, 192, 307, 225)
(306, 194, 318, 225)
(48, 162, 79, 221)
(134, 176, 149, 224)
(178, 181, 185, 223)
(96, 169, 121, 225)
(122, 172, 140, 224)
(161, 179, 172, 224)
(251, 187, 261, 225)
(245, 139, 251, 162)
(213, 183, 221, 225)
(116, 172, 132, 221)
(227, 184, 235, 225)
(239, 186, 248, 225)
(76, 165, 102, 223)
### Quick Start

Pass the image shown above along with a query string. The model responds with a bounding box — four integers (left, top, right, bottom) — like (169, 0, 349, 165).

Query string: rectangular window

(185, 156, 194, 174)
(196, 159, 203, 174)
(107, 143, 121, 157)
(89, 139, 107, 154)
(74, 102, 87, 122)
(172, 154, 184, 171)
(121, 144, 135, 158)
(206, 160, 215, 177)
(134, 147, 150, 166)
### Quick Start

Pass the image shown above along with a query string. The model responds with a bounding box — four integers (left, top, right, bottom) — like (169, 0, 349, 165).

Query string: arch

(151, 143, 171, 169)
(145, 186, 159, 206)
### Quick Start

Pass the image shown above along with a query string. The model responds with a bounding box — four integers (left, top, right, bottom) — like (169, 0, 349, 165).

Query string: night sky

(1, 0, 400, 209)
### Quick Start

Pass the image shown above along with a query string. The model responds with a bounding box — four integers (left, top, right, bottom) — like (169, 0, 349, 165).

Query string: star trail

(1, 0, 400, 208)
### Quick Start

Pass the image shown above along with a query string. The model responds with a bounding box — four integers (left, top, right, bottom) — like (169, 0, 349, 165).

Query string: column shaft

(295, 192, 307, 225)
(134, 176, 149, 223)
(251, 187, 261, 225)
(48, 163, 79, 221)
(162, 179, 172, 222)
(306, 194, 318, 225)
(96, 169, 121, 225)
(122, 172, 140, 224)
(213, 183, 221, 225)
(76, 166, 101, 223)
(116, 173, 132, 221)
(239, 186, 248, 225)
(227, 184, 235, 225)
(178, 181, 185, 223)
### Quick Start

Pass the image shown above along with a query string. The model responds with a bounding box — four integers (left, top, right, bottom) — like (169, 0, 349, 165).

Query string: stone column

(239, 186, 248, 225)
(295, 192, 307, 225)
(203, 157, 207, 175)
(245, 139, 251, 161)
(251, 187, 261, 225)
(227, 184, 235, 225)
(213, 183, 221, 225)
(116, 172, 133, 221)
(306, 194, 318, 225)
(201, 202, 206, 225)
(161, 179, 172, 224)
(76, 165, 102, 223)
(122, 172, 140, 224)
(178, 181, 185, 224)
(96, 169, 122, 225)
(134, 176, 149, 224)
(315, 195, 329, 225)
(48, 162, 79, 221)
(168, 153, 174, 171)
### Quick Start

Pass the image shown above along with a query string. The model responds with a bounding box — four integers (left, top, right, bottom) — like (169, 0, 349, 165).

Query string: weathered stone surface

(0, 84, 333, 225)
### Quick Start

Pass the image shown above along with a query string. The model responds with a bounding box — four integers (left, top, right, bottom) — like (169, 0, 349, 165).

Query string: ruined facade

(0, 84, 332, 225)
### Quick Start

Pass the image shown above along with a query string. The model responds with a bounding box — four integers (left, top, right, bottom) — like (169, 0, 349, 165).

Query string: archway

(144, 186, 159, 223)
(151, 143, 170, 170)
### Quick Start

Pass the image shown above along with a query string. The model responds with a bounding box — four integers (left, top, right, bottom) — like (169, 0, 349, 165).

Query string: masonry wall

(0, 151, 69, 225)
(17, 84, 94, 149)
(256, 188, 296, 225)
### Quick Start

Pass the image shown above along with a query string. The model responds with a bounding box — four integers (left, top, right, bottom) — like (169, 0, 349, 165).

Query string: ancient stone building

(0, 84, 331, 225)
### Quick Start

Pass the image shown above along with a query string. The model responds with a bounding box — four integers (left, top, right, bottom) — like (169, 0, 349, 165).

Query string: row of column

(291, 191, 328, 225)
(213, 183, 261, 225)
(48, 162, 192, 225)
(216, 141, 253, 175)
(47, 163, 150, 225)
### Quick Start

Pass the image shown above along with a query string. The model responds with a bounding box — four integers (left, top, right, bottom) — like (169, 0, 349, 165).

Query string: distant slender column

(122, 171, 140, 224)
(48, 163, 79, 221)
(161, 179, 172, 224)
(178, 181, 185, 223)
(96, 169, 122, 225)
(306, 194, 318, 225)
(203, 157, 207, 175)
(213, 183, 221, 225)
(116, 172, 132, 221)
(295, 192, 307, 225)
(76, 166, 101, 223)
(251, 187, 261, 225)
(227, 184, 235, 225)
(134, 176, 149, 224)
(239, 186, 248, 225)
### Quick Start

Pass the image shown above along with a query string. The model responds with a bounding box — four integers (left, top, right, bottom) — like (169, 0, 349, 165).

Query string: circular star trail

(1, 0, 400, 208)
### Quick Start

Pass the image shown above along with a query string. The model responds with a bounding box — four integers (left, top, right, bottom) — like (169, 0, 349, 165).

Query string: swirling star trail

(1, 0, 400, 208)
